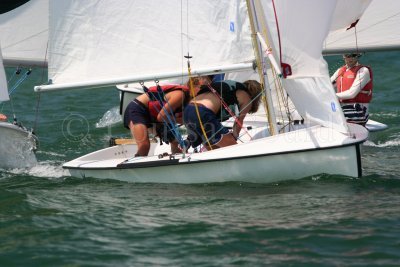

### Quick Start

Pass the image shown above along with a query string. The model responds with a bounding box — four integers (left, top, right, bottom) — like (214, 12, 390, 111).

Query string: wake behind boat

(0, 121, 37, 169)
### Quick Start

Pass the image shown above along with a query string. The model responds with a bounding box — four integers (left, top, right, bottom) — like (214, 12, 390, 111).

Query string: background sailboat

(0, 0, 47, 169)
(0, 46, 37, 169)
(325, 0, 400, 54)
(34, 0, 369, 183)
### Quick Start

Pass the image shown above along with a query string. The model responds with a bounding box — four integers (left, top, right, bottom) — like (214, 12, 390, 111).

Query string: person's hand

(0, 114, 7, 121)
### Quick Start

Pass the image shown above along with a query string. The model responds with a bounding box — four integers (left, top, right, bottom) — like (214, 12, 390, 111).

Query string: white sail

(0, 0, 48, 67)
(256, 0, 348, 133)
(40, 0, 254, 91)
(330, 0, 372, 32)
(324, 0, 400, 54)
(0, 46, 9, 101)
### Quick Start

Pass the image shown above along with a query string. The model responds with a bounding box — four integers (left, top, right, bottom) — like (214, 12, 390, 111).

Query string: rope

(246, 0, 283, 135)
(354, 26, 359, 54)
(32, 43, 48, 134)
(206, 84, 253, 140)
(140, 82, 185, 149)
(7, 67, 21, 84)
(6, 67, 32, 124)
(186, 56, 213, 150)
(8, 69, 31, 96)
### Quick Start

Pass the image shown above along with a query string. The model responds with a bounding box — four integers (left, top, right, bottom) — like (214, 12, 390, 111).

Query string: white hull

(64, 124, 368, 184)
(365, 119, 388, 132)
(0, 122, 38, 169)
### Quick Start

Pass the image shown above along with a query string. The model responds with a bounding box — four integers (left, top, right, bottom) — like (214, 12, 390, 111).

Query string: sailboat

(0, 46, 37, 169)
(0, 0, 47, 169)
(34, 0, 370, 183)
(324, 0, 400, 54)
(322, 0, 400, 132)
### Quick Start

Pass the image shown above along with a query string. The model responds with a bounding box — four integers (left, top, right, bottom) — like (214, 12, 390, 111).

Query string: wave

(371, 111, 400, 118)
(364, 138, 400, 147)
(96, 106, 122, 128)
(7, 161, 69, 178)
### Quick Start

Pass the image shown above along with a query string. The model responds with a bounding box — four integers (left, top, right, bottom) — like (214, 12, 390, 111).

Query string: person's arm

(232, 90, 251, 138)
(331, 68, 340, 84)
(156, 90, 184, 122)
(0, 113, 7, 121)
(336, 67, 371, 100)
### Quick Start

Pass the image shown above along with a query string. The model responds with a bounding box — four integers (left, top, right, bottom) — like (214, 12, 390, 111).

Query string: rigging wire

(33, 42, 49, 135)
(186, 55, 213, 150)
(6, 67, 31, 124)
(255, 0, 293, 131)
(247, 0, 284, 135)
(182, 1, 212, 151)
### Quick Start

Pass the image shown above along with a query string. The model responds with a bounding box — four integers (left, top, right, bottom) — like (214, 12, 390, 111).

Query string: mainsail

(37, 0, 254, 91)
(0, 0, 48, 67)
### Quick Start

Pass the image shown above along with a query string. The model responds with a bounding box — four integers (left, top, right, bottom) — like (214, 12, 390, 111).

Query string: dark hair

(343, 53, 362, 58)
(243, 80, 262, 114)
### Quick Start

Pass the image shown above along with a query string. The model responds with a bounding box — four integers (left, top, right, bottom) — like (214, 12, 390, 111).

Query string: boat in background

(34, 0, 370, 183)
(0, 46, 37, 169)
(325, 0, 400, 54)
(0, 0, 46, 169)
(322, 0, 400, 132)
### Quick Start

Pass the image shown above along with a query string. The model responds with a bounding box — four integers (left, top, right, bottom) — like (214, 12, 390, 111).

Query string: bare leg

(129, 122, 150, 156)
(207, 133, 237, 150)
(170, 140, 182, 154)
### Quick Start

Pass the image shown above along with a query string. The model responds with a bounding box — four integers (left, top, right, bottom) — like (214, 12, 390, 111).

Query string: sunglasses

(343, 53, 360, 58)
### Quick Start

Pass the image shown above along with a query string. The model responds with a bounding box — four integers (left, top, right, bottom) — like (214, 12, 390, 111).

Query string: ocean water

(0, 51, 399, 266)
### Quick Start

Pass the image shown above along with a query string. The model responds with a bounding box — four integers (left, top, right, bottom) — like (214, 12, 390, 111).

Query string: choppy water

(1, 51, 399, 266)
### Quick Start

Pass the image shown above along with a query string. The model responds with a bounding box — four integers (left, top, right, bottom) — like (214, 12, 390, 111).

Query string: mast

(246, 0, 278, 135)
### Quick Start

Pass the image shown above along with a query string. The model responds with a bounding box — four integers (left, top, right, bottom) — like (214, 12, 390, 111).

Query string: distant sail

(0, 0, 48, 67)
(324, 0, 400, 54)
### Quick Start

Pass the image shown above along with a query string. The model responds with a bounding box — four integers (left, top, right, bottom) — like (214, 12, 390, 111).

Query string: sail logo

(230, 22, 235, 32)
(331, 102, 336, 112)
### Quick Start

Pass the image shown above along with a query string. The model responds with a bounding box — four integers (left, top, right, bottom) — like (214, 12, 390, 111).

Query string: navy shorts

(123, 99, 176, 143)
(123, 99, 152, 129)
(183, 104, 229, 148)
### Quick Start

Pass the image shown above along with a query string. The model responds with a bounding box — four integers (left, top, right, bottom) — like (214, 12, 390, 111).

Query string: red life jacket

(147, 85, 190, 120)
(335, 65, 373, 103)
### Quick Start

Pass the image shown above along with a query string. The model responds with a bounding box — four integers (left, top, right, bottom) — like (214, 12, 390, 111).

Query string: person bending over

(183, 80, 262, 151)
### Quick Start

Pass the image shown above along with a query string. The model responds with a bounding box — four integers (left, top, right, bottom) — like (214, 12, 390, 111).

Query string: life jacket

(197, 80, 246, 121)
(335, 65, 373, 103)
(147, 85, 190, 120)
